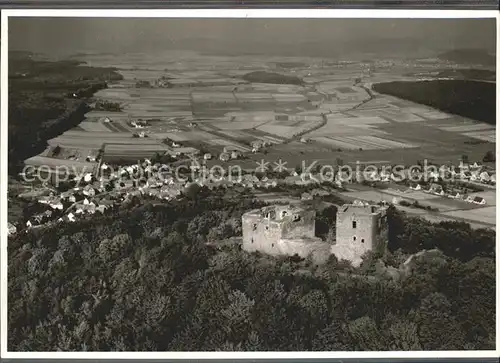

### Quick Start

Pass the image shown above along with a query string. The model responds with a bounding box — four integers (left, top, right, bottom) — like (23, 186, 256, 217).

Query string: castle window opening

(252, 224, 257, 231)
(265, 226, 269, 230)
(352, 221, 357, 229)
(281, 211, 288, 218)
(251, 238, 254, 243)
(293, 215, 301, 222)
(361, 239, 365, 243)
(353, 236, 356, 241)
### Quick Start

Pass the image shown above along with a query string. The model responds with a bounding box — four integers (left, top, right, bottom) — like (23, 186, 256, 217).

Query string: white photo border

(1, 8, 499, 359)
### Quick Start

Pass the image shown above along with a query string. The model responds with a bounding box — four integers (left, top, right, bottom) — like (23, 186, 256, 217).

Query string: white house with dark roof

(479, 171, 490, 182)
(425, 183, 444, 196)
(448, 191, 462, 199)
(409, 183, 422, 191)
(472, 196, 486, 205)
(466, 195, 486, 205)
(49, 201, 64, 210)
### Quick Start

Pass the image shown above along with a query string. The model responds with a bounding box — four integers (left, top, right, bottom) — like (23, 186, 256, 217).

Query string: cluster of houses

(15, 149, 496, 234)
(346, 161, 496, 186)
(130, 120, 149, 129)
(219, 146, 243, 162)
(19, 159, 184, 231)
(409, 182, 487, 205)
(18, 157, 347, 233)
(423, 162, 496, 185)
(163, 139, 244, 162)
(15, 158, 279, 233)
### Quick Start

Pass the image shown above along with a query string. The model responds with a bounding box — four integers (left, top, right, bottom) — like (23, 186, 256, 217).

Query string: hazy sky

(9, 18, 497, 58)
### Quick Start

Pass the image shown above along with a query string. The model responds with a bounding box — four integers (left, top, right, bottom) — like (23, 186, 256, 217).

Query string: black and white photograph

(3, 11, 498, 355)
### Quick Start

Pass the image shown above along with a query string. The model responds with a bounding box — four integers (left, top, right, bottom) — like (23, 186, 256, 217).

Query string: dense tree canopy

(8, 194, 495, 351)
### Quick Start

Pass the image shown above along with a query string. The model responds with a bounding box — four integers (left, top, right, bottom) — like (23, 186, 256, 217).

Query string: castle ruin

(332, 200, 388, 267)
(241, 205, 330, 263)
(241, 200, 388, 267)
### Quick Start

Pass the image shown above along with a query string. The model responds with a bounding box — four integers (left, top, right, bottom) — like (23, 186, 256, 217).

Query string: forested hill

(8, 188, 495, 351)
(8, 54, 123, 174)
(373, 80, 496, 125)
(438, 49, 496, 67)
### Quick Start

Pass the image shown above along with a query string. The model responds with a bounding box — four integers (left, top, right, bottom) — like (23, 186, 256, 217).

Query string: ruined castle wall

(274, 205, 293, 220)
(241, 212, 260, 245)
(278, 238, 331, 264)
(281, 210, 316, 239)
(242, 213, 283, 255)
(375, 214, 389, 255)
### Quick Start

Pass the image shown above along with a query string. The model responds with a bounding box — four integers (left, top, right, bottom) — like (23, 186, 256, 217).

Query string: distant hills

(438, 49, 496, 67)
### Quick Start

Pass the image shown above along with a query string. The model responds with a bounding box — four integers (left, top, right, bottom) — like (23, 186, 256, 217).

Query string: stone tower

(332, 200, 388, 267)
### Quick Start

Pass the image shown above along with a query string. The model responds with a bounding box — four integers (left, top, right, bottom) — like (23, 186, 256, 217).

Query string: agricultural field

(25, 51, 494, 201)
(311, 135, 419, 151)
(24, 155, 98, 175)
(442, 206, 496, 227)
(341, 188, 496, 228)
(102, 143, 171, 163)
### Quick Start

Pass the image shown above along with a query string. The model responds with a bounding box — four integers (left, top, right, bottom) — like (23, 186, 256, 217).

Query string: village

(9, 51, 496, 235)
(9, 145, 496, 236)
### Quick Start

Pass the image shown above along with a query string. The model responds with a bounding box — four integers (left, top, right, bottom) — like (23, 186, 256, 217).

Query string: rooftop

(339, 200, 387, 215)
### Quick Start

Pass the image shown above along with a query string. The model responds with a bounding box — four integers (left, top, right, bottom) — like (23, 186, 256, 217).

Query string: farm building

(479, 171, 490, 182)
(425, 183, 444, 196)
(231, 151, 242, 159)
(301, 193, 313, 201)
(219, 152, 231, 162)
(8, 223, 17, 235)
(170, 147, 200, 157)
(409, 183, 422, 191)
(467, 196, 486, 205)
